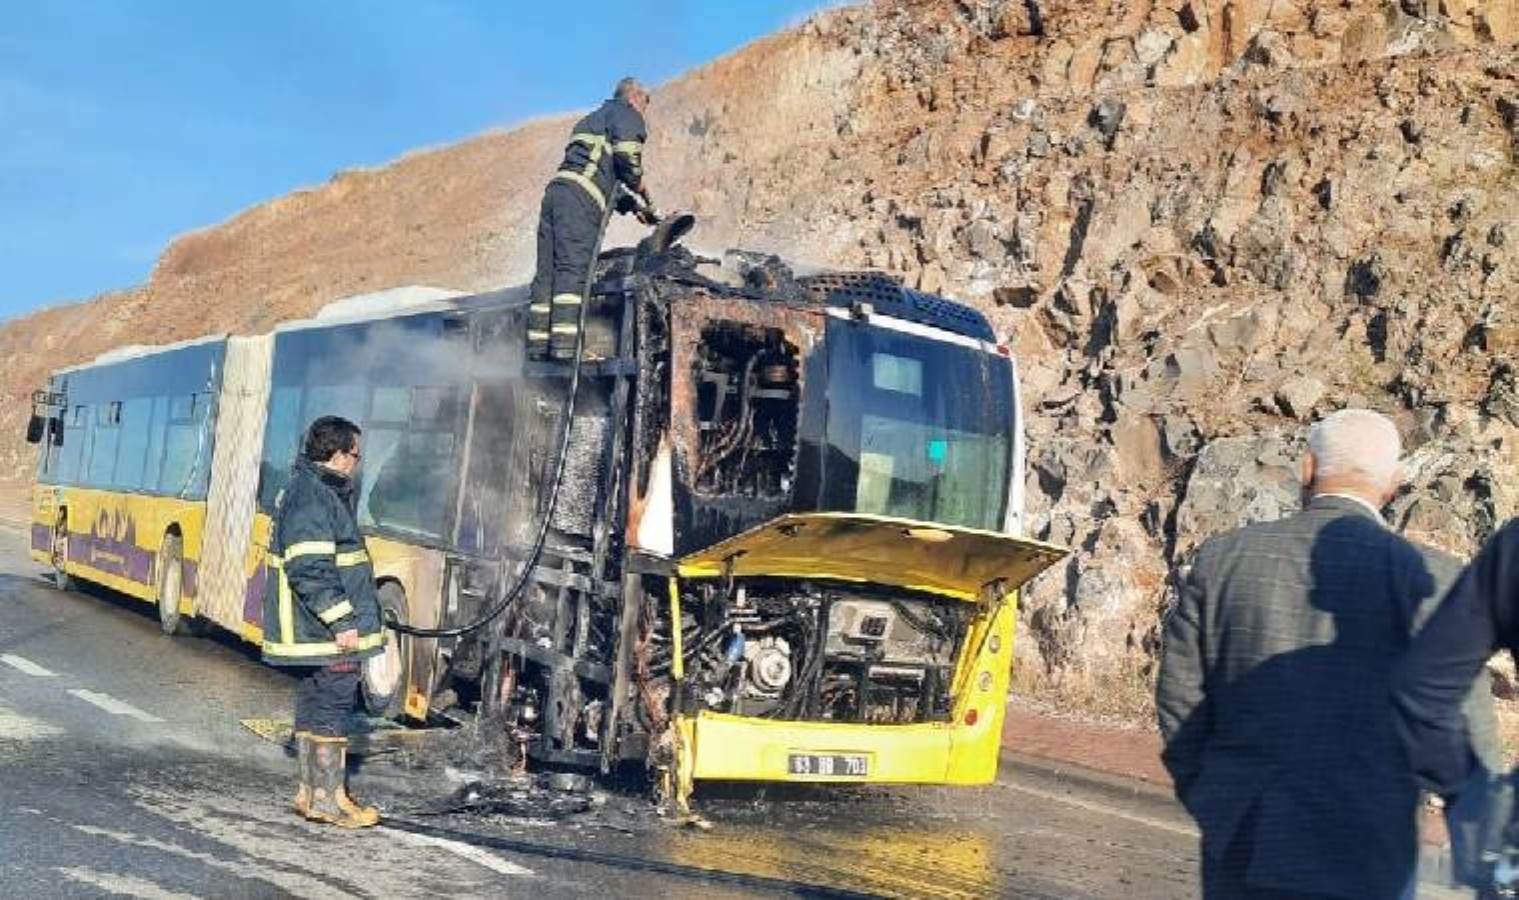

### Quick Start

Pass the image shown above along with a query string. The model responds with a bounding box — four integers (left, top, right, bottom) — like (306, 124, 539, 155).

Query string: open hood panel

(677, 512, 1068, 601)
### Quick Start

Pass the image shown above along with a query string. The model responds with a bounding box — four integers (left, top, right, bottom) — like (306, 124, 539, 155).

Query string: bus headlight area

(24, 227, 1066, 803)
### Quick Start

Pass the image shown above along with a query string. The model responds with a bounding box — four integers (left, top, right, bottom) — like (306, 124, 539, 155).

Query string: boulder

(1147, 343, 1220, 399)
(1173, 433, 1302, 560)
(1275, 375, 1327, 419)
(1112, 413, 1166, 484)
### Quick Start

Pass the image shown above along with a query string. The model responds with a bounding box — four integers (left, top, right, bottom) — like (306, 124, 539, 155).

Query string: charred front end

(423, 235, 1059, 786)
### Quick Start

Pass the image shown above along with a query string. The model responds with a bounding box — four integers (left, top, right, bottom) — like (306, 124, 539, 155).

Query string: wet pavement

(0, 526, 1207, 897)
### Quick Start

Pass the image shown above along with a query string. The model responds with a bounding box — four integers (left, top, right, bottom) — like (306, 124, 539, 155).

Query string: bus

(26, 231, 1065, 805)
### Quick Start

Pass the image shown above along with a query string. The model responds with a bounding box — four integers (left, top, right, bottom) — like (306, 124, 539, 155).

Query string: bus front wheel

(50, 516, 72, 591)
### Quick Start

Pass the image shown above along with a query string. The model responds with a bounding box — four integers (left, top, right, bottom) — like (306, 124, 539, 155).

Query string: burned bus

(27, 227, 1065, 801)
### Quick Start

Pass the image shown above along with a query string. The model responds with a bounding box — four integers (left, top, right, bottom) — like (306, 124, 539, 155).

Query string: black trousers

(293, 663, 361, 738)
(529, 179, 604, 360)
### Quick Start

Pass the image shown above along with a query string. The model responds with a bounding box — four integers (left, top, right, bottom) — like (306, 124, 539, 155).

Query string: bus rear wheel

(155, 534, 197, 636)
(363, 582, 411, 719)
(50, 516, 72, 591)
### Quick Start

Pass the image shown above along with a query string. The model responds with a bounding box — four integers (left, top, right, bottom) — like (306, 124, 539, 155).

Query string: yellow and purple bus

(28, 237, 1064, 802)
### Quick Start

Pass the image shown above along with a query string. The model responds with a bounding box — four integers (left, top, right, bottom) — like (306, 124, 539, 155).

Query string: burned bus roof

(796, 272, 996, 343)
(51, 247, 998, 381)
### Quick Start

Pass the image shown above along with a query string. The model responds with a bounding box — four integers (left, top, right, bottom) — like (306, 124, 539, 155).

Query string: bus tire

(51, 515, 72, 591)
(363, 582, 411, 719)
(155, 534, 196, 636)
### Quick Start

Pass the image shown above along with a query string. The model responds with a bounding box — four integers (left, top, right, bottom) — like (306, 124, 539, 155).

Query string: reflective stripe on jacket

(261, 458, 385, 667)
(550, 96, 647, 211)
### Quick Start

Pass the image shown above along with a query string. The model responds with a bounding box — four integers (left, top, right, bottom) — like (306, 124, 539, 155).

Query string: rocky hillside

(3, 0, 1516, 717)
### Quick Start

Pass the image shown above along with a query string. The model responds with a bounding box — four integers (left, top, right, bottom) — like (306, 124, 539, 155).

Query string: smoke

(296, 302, 527, 386)
(276, 302, 555, 550)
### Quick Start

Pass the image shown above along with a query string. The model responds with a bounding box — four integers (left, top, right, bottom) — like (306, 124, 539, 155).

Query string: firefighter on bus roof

(528, 76, 657, 362)
(262, 415, 386, 829)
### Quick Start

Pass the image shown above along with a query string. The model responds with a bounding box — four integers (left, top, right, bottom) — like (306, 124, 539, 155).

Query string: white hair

(1306, 408, 1402, 487)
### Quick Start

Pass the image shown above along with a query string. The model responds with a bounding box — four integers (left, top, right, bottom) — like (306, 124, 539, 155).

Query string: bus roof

(273, 285, 528, 334)
(51, 285, 532, 378)
(56, 333, 228, 375)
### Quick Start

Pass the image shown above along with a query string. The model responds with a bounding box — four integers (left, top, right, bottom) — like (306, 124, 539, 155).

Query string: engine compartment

(635, 577, 972, 727)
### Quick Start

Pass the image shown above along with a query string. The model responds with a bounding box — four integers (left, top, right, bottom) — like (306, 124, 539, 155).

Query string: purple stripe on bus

(244, 563, 268, 628)
(31, 524, 50, 554)
(69, 529, 157, 586)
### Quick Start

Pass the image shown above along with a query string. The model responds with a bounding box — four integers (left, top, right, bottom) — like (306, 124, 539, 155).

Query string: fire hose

(387, 192, 655, 639)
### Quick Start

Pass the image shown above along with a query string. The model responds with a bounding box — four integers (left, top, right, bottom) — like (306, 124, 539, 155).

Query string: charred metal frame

(424, 242, 1012, 774)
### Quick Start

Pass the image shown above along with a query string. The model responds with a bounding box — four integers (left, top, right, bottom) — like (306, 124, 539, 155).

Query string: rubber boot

(331, 738, 380, 827)
(305, 735, 379, 828)
(292, 731, 313, 817)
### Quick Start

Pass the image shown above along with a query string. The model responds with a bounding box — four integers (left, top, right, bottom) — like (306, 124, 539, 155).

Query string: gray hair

(614, 77, 643, 101)
(1306, 408, 1402, 487)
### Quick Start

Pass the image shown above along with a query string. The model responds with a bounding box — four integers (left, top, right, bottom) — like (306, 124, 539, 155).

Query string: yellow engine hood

(676, 512, 1068, 601)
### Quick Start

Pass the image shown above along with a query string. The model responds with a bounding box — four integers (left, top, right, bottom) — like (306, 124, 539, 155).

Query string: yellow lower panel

(690, 712, 957, 784)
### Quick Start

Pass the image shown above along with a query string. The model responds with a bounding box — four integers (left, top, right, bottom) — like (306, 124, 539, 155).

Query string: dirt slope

(4, 0, 1516, 714)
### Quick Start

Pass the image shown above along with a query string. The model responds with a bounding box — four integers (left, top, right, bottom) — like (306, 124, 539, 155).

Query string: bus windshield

(820, 318, 1013, 532)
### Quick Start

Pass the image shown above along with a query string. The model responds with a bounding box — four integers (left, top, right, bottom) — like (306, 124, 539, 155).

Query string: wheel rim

(51, 525, 67, 577)
(162, 560, 181, 608)
(158, 544, 182, 629)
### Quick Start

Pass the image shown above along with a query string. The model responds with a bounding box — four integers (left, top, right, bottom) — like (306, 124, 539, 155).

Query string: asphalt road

(0, 525, 1204, 898)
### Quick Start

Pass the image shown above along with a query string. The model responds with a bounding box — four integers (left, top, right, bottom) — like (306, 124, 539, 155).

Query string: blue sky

(0, 1, 835, 319)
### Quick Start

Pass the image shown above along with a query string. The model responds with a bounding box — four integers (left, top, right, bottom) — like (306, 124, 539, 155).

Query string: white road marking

(1, 653, 58, 677)
(123, 786, 521, 894)
(0, 703, 64, 740)
(67, 689, 163, 723)
(1003, 780, 1200, 838)
(388, 828, 535, 877)
(57, 867, 200, 900)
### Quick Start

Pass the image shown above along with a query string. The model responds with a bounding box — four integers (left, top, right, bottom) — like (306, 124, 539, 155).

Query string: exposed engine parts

(691, 323, 799, 498)
(635, 578, 970, 726)
(744, 636, 793, 697)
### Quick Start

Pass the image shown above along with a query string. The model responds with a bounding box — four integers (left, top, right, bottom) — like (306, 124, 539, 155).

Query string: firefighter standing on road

(529, 76, 656, 361)
(262, 416, 386, 829)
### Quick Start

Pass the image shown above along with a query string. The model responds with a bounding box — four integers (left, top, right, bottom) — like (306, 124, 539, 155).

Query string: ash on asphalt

(349, 728, 1030, 899)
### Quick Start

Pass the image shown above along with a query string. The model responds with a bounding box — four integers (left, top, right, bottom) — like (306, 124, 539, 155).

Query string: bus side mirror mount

(25, 414, 44, 445)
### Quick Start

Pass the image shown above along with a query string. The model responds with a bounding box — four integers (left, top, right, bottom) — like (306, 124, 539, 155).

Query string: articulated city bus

(27, 233, 1065, 800)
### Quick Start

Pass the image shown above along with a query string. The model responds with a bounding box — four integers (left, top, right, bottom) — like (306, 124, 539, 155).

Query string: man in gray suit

(1156, 409, 1497, 898)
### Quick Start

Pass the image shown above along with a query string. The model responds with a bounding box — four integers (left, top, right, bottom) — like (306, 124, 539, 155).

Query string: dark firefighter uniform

(262, 456, 386, 828)
(529, 94, 649, 360)
(261, 456, 385, 730)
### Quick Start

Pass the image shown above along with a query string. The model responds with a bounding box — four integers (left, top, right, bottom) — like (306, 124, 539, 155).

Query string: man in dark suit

(1156, 409, 1498, 898)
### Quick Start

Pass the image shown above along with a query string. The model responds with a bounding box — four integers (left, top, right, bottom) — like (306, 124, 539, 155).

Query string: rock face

(1, 0, 1516, 717)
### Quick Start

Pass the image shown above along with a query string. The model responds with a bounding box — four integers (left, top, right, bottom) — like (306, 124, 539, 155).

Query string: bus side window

(161, 394, 203, 497)
(113, 396, 154, 492)
(143, 396, 169, 494)
(258, 386, 305, 512)
(55, 407, 88, 485)
(88, 401, 120, 488)
(359, 384, 459, 539)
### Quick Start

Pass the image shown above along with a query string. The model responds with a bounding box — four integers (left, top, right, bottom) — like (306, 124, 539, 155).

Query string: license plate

(788, 752, 869, 778)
